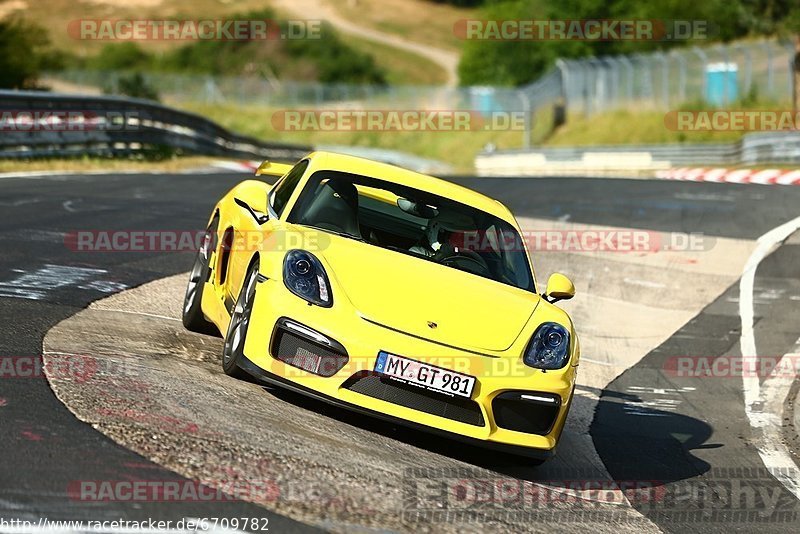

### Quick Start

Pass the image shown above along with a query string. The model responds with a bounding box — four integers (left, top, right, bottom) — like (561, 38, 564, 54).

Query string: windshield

(287, 170, 535, 292)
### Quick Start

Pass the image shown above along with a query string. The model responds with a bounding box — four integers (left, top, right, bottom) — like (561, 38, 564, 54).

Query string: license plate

(374, 351, 476, 398)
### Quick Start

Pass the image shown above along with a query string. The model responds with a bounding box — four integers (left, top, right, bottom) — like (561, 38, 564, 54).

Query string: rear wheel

(182, 217, 219, 335)
(222, 259, 259, 379)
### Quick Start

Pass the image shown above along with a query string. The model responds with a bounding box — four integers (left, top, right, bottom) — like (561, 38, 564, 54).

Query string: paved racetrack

(1, 171, 799, 532)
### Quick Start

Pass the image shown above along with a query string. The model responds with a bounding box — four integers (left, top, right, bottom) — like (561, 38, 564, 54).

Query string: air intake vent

(271, 327, 348, 377)
(492, 391, 560, 435)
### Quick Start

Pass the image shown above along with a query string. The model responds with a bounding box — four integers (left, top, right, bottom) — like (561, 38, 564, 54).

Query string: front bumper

(242, 278, 576, 456)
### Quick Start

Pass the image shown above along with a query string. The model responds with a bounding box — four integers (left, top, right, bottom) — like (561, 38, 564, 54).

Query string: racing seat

(299, 178, 362, 238)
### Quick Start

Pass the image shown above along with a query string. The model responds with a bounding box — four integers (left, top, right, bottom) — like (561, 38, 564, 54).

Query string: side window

(270, 160, 309, 217)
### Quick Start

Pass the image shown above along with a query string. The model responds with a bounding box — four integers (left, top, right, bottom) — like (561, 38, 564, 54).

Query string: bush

(458, 0, 567, 86)
(105, 72, 160, 101)
(94, 43, 151, 71)
(82, 9, 387, 85)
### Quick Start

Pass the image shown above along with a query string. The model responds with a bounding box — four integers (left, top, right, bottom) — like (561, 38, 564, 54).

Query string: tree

(457, 0, 754, 87)
(0, 16, 51, 89)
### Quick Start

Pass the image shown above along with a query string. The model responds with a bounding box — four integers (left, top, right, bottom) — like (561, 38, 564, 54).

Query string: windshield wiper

(334, 231, 366, 242)
(299, 224, 366, 242)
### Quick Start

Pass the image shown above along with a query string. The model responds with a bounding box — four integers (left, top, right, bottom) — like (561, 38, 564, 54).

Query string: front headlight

(523, 322, 570, 370)
(283, 249, 332, 307)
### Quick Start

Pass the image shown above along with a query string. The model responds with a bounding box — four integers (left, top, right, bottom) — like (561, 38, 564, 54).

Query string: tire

(222, 258, 259, 379)
(182, 217, 219, 336)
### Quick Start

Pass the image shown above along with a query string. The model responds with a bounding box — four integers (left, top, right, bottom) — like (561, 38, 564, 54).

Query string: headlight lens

(523, 322, 570, 370)
(283, 250, 332, 307)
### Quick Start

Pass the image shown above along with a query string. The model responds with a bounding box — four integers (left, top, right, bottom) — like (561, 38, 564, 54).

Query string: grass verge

(0, 156, 222, 174)
(179, 102, 535, 171)
(543, 101, 792, 146)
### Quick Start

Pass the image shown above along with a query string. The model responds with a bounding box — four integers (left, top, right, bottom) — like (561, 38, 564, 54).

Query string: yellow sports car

(183, 151, 579, 461)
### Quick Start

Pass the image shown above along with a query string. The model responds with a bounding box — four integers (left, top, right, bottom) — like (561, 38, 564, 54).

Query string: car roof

(304, 151, 517, 225)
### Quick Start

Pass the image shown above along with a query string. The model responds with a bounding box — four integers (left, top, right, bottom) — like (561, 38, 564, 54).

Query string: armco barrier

(0, 90, 310, 162)
(475, 131, 800, 176)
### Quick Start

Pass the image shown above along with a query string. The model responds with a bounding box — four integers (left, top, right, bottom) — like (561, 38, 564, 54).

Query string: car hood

(316, 234, 539, 352)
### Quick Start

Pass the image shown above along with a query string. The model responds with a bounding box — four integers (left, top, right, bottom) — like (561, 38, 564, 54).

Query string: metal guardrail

(475, 132, 800, 176)
(0, 90, 311, 162)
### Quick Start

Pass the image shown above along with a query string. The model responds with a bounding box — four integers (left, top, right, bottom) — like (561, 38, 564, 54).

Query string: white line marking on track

(674, 190, 735, 201)
(0, 198, 42, 207)
(622, 277, 666, 289)
(0, 499, 23, 511)
(740, 214, 800, 498)
(0, 265, 108, 300)
(580, 357, 617, 366)
(90, 308, 182, 322)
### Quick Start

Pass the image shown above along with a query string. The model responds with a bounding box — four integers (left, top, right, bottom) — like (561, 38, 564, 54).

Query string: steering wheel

(439, 249, 490, 276)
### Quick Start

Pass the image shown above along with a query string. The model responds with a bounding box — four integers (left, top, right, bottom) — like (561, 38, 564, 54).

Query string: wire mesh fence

(557, 40, 795, 115)
(45, 39, 796, 141)
(47, 70, 531, 113)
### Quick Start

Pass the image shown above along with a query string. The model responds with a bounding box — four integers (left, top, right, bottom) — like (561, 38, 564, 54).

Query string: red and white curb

(656, 168, 800, 185)
(214, 162, 800, 185)
(212, 160, 260, 173)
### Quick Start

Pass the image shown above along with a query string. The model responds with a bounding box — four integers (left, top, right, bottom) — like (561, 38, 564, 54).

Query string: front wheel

(222, 259, 259, 379)
(182, 217, 219, 336)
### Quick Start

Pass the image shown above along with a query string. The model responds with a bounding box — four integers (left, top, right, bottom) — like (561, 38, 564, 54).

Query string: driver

(409, 217, 447, 257)
(416, 217, 458, 258)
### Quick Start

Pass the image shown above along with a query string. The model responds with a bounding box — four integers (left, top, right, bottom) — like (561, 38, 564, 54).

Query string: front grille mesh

(272, 330, 348, 377)
(344, 373, 485, 426)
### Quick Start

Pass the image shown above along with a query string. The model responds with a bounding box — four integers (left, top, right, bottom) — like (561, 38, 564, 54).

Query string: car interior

(288, 171, 535, 291)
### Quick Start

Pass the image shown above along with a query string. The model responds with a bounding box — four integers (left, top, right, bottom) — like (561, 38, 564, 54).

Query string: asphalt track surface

(0, 173, 313, 531)
(1, 171, 799, 532)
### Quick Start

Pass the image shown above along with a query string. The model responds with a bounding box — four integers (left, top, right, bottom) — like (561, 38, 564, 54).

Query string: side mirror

(544, 273, 575, 303)
(234, 197, 269, 225)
